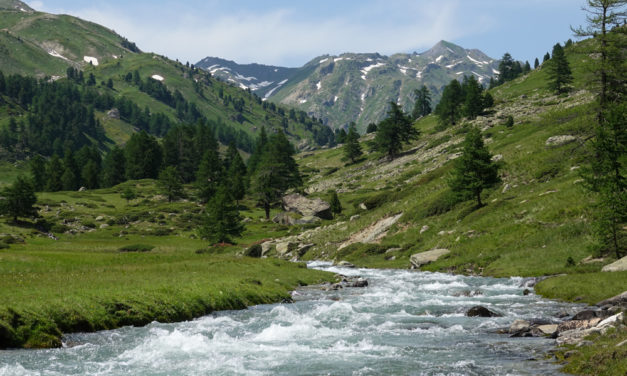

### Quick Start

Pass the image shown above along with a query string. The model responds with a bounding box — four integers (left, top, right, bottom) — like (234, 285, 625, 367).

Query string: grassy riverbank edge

(0, 254, 336, 349)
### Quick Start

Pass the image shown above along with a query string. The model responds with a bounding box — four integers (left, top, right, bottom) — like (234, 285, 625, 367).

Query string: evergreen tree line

(435, 75, 495, 126)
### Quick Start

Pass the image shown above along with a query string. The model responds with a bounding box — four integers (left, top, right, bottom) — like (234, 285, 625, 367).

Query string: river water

(0, 262, 583, 376)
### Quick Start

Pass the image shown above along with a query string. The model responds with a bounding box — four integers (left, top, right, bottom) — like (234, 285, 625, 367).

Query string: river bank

(0, 248, 335, 349)
(0, 262, 591, 375)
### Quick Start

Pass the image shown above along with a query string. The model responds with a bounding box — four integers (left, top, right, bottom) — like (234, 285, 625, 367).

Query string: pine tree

(198, 187, 244, 244)
(449, 127, 501, 207)
(101, 147, 126, 187)
(335, 128, 347, 144)
(329, 190, 342, 216)
(411, 85, 432, 119)
(343, 123, 362, 164)
(225, 143, 247, 205)
(462, 75, 484, 119)
(546, 43, 573, 94)
(0, 176, 37, 222)
(251, 131, 302, 219)
(534, 58, 540, 69)
(374, 102, 418, 159)
(435, 79, 463, 126)
(247, 126, 268, 174)
(497, 53, 516, 83)
(523, 61, 532, 73)
(124, 131, 162, 180)
(45, 155, 63, 192)
(543, 52, 551, 63)
(158, 166, 183, 202)
(573, 0, 627, 258)
(121, 186, 137, 204)
(81, 160, 100, 189)
(29, 155, 47, 191)
(196, 149, 223, 203)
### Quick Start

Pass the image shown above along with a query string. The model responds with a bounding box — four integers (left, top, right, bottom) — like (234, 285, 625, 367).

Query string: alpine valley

(197, 41, 500, 132)
(0, 1, 625, 375)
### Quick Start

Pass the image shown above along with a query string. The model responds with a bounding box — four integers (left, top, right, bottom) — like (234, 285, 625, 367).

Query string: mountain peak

(0, 0, 33, 12)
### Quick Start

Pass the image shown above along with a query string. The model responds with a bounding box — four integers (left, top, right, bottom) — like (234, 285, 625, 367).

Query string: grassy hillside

(289, 42, 626, 299)
(0, 180, 335, 348)
(0, 6, 333, 154)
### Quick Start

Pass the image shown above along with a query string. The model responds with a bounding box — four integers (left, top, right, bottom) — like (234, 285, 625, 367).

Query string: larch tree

(0, 176, 37, 222)
(573, 0, 627, 257)
(412, 85, 432, 119)
(343, 122, 363, 164)
(449, 127, 501, 207)
(546, 43, 573, 94)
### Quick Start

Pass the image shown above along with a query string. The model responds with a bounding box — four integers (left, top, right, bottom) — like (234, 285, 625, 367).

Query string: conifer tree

(45, 155, 63, 192)
(534, 58, 540, 69)
(251, 131, 301, 219)
(0, 176, 37, 222)
(196, 149, 223, 203)
(523, 61, 532, 73)
(435, 79, 464, 126)
(343, 123, 362, 164)
(462, 75, 484, 119)
(546, 43, 573, 94)
(335, 128, 347, 144)
(449, 127, 501, 207)
(124, 131, 162, 180)
(101, 147, 126, 187)
(412, 85, 432, 119)
(374, 102, 418, 159)
(247, 126, 268, 174)
(497, 53, 516, 83)
(158, 166, 183, 202)
(329, 190, 342, 216)
(573, 0, 627, 257)
(198, 187, 244, 244)
(29, 155, 47, 191)
(225, 142, 247, 205)
(543, 52, 551, 63)
(121, 186, 137, 204)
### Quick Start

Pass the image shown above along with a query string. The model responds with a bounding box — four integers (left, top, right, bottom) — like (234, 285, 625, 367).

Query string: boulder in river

(509, 319, 531, 334)
(466, 306, 501, 318)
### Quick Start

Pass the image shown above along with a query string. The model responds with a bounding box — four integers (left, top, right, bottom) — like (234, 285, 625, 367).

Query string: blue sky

(26, 0, 589, 67)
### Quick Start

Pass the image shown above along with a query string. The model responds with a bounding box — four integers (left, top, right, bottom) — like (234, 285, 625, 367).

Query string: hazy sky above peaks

(26, 0, 588, 67)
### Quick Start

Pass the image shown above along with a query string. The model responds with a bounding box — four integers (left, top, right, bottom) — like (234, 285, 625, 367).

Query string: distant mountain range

(196, 41, 500, 132)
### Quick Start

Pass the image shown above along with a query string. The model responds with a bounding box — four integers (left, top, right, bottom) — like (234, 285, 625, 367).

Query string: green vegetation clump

(118, 244, 155, 252)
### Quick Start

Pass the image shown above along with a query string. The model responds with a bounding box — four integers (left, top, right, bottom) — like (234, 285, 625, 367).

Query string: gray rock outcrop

(410, 248, 450, 269)
(282, 194, 332, 220)
(601, 256, 627, 272)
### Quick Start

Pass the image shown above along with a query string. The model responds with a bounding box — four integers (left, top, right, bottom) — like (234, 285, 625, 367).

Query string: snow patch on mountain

(48, 50, 69, 61)
(435, 55, 444, 63)
(316, 81, 322, 90)
(264, 79, 288, 99)
(319, 58, 329, 64)
(151, 75, 164, 81)
(360, 62, 385, 80)
(83, 56, 99, 66)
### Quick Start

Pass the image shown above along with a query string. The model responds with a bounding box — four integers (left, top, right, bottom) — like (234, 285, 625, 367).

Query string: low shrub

(118, 244, 154, 252)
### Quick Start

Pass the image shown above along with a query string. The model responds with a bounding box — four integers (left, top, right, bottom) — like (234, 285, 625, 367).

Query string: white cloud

(39, 0, 491, 66)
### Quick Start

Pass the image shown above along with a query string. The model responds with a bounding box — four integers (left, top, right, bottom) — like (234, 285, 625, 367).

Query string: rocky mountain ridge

(197, 40, 500, 132)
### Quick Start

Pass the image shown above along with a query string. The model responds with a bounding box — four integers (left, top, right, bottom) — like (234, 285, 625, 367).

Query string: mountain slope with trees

(0, 2, 335, 161)
(197, 40, 503, 133)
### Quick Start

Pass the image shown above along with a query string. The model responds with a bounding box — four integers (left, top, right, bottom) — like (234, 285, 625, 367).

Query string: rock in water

(282, 194, 333, 220)
(466, 306, 501, 317)
(410, 249, 450, 269)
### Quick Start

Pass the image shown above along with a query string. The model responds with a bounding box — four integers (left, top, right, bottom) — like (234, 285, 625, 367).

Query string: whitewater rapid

(0, 262, 582, 375)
